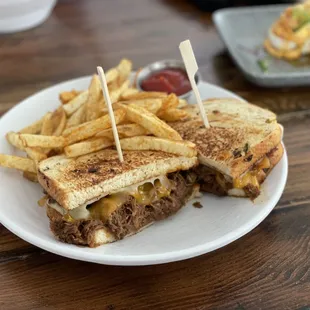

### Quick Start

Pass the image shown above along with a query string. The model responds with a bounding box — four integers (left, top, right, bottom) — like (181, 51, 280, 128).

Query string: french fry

(25, 147, 47, 163)
(178, 98, 188, 108)
(109, 80, 130, 103)
(66, 104, 85, 128)
(117, 58, 132, 84)
(23, 171, 38, 183)
(98, 80, 130, 108)
(59, 90, 80, 104)
(113, 98, 162, 115)
(20, 117, 44, 134)
(96, 123, 149, 139)
(6, 132, 25, 150)
(120, 88, 139, 100)
(86, 75, 102, 121)
(119, 104, 182, 141)
(38, 195, 48, 207)
(20, 134, 65, 148)
(158, 108, 189, 122)
(40, 112, 53, 135)
(106, 68, 119, 85)
(120, 136, 197, 157)
(64, 137, 113, 158)
(108, 81, 119, 92)
(131, 99, 162, 114)
(160, 93, 179, 111)
(63, 90, 89, 116)
(0, 154, 36, 173)
(121, 91, 166, 101)
(52, 107, 67, 136)
(64, 109, 126, 145)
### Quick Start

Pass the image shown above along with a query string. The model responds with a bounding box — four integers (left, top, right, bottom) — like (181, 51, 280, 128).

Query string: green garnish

(257, 59, 268, 72)
(292, 8, 310, 32)
(244, 143, 249, 154)
(294, 19, 310, 32)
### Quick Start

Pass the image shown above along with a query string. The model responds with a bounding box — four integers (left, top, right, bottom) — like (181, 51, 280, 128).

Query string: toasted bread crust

(171, 98, 282, 178)
(38, 149, 197, 210)
(229, 125, 282, 178)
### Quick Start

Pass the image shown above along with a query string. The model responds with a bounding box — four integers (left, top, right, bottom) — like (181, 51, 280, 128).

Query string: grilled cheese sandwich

(38, 149, 198, 247)
(170, 98, 284, 200)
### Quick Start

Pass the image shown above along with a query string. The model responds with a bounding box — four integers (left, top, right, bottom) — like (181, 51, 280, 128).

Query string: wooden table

(1, 1, 309, 309)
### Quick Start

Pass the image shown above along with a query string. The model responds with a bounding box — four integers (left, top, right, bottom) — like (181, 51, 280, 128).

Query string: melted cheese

(89, 192, 130, 221)
(233, 156, 270, 190)
(233, 172, 259, 189)
(70, 175, 172, 221)
(48, 175, 172, 221)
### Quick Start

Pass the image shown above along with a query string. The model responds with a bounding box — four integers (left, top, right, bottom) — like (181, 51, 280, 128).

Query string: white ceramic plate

(0, 76, 288, 266)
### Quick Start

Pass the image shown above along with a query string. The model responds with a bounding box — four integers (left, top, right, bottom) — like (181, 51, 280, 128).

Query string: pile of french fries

(0, 58, 194, 183)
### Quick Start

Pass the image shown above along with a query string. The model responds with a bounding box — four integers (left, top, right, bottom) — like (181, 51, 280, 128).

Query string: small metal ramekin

(136, 59, 201, 100)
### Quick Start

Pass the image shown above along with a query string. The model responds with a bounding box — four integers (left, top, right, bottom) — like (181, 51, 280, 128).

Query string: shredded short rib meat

(243, 184, 260, 200)
(48, 171, 195, 246)
(193, 165, 227, 196)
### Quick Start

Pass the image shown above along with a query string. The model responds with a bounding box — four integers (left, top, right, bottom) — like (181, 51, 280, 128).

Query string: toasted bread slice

(38, 149, 197, 210)
(171, 98, 282, 179)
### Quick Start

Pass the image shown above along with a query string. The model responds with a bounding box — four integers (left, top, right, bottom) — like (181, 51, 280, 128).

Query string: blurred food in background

(265, 0, 310, 60)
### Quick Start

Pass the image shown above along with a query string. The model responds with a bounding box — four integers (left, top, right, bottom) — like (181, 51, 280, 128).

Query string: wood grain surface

(0, 0, 309, 309)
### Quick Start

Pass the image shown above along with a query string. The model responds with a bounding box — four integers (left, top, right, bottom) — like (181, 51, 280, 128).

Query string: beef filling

(243, 184, 260, 200)
(48, 171, 195, 246)
(48, 212, 105, 247)
(193, 165, 227, 196)
(194, 146, 279, 199)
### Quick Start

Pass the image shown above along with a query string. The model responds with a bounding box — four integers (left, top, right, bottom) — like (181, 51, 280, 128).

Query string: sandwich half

(38, 149, 198, 247)
(265, 1, 310, 60)
(170, 98, 284, 200)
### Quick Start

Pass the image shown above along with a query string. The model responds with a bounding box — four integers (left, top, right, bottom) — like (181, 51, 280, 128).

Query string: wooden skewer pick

(97, 66, 124, 162)
(179, 40, 210, 128)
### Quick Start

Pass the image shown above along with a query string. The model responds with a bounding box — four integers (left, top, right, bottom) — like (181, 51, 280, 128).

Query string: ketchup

(141, 68, 191, 96)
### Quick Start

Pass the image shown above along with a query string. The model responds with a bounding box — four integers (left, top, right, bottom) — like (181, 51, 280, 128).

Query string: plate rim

(0, 75, 288, 266)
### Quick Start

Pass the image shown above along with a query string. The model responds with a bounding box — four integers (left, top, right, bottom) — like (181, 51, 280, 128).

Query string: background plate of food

(214, 2, 310, 87)
(0, 59, 288, 265)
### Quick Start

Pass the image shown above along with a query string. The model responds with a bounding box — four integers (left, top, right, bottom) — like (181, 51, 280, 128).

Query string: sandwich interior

(46, 171, 198, 247)
(38, 149, 198, 247)
(264, 2, 310, 60)
(193, 143, 284, 199)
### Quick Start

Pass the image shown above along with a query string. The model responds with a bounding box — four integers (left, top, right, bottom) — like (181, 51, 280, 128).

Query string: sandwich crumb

(193, 201, 203, 208)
